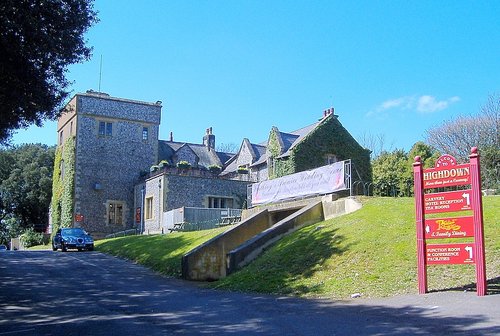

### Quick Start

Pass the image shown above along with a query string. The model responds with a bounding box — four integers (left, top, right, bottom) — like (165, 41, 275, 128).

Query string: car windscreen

(61, 229, 87, 236)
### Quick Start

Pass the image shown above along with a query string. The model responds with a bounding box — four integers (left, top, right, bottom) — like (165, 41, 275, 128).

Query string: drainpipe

(158, 178, 162, 232)
(140, 185, 145, 234)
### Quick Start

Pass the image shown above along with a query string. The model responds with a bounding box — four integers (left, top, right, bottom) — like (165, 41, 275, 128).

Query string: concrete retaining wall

(226, 201, 324, 275)
(182, 196, 362, 281)
(322, 196, 362, 220)
(181, 209, 272, 281)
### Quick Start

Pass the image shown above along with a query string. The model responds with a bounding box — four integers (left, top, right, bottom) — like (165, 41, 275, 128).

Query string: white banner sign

(251, 161, 346, 205)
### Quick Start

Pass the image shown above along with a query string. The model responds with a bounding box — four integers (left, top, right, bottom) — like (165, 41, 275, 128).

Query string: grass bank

(96, 196, 499, 298)
(96, 228, 226, 277)
(213, 196, 499, 298)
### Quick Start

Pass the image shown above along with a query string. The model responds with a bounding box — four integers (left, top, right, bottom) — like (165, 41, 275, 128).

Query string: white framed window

(98, 121, 113, 137)
(142, 127, 149, 141)
(145, 196, 153, 219)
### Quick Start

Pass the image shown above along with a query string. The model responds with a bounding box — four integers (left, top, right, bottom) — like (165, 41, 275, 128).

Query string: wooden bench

(169, 222, 187, 232)
(217, 216, 241, 227)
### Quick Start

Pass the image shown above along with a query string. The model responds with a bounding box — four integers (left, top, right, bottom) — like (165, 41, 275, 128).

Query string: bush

(150, 165, 159, 173)
(21, 228, 45, 248)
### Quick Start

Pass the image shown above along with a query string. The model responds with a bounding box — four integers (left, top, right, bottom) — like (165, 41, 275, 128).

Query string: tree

(0, 0, 98, 144)
(0, 144, 55, 244)
(425, 94, 499, 189)
(358, 131, 394, 160)
(407, 141, 439, 169)
(372, 149, 410, 196)
(217, 142, 239, 153)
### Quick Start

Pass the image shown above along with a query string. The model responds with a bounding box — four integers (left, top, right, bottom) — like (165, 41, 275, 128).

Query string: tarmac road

(0, 250, 499, 335)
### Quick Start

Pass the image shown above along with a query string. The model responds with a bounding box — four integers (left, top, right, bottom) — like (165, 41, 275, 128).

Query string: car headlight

(85, 237, 94, 243)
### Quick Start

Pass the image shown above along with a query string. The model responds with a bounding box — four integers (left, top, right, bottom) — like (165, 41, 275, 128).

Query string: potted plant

(150, 165, 159, 173)
(237, 166, 249, 174)
(208, 164, 222, 175)
(158, 160, 170, 169)
(176, 160, 191, 169)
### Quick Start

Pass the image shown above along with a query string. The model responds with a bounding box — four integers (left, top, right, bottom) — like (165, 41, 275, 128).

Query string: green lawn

(95, 228, 226, 277)
(90, 196, 499, 298)
(213, 196, 499, 298)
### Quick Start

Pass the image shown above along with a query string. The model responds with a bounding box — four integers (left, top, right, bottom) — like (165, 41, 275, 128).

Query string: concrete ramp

(226, 201, 323, 275)
(182, 196, 362, 281)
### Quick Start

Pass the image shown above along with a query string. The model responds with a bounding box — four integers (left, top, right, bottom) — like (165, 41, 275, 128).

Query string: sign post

(413, 147, 486, 296)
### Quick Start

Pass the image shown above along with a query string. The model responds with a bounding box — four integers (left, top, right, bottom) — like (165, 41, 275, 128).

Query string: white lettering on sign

(423, 167, 470, 181)
(251, 161, 346, 205)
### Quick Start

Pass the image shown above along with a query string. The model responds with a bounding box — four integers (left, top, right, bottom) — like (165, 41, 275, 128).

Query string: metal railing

(105, 228, 139, 239)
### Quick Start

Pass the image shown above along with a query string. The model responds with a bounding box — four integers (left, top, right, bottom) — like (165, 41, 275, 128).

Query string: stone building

(52, 92, 370, 237)
(133, 127, 249, 234)
(51, 91, 162, 238)
(221, 108, 371, 184)
(52, 92, 248, 238)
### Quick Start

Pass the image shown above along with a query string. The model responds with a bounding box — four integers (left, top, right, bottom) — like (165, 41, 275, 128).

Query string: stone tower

(52, 91, 162, 238)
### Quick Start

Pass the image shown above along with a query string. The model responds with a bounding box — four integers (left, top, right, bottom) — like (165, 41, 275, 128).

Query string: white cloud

(367, 95, 460, 117)
(380, 97, 411, 110)
(416, 95, 460, 113)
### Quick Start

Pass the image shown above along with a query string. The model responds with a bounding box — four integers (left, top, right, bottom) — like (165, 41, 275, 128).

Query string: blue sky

(11, 1, 500, 152)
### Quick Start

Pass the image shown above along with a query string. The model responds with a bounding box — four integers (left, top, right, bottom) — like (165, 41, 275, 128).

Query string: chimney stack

(322, 107, 335, 119)
(203, 127, 216, 150)
(169, 131, 173, 142)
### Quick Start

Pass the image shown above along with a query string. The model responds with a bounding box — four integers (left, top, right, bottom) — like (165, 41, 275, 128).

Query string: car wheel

(52, 244, 57, 251)
(88, 245, 94, 251)
(61, 243, 67, 252)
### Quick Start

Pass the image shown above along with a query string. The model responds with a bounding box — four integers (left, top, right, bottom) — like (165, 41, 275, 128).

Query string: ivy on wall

(267, 127, 295, 179)
(268, 116, 372, 183)
(50, 136, 76, 236)
(292, 116, 372, 183)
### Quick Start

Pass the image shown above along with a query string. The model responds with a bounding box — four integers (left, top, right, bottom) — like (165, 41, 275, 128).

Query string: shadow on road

(0, 251, 499, 335)
(430, 275, 500, 296)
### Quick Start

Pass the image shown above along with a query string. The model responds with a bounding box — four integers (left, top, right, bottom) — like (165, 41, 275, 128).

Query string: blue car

(52, 228, 94, 252)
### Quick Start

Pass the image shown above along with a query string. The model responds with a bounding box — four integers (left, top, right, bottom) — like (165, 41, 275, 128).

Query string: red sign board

(425, 216, 474, 239)
(135, 207, 141, 223)
(435, 154, 457, 167)
(426, 243, 475, 265)
(414, 149, 487, 296)
(422, 163, 471, 189)
(424, 190, 472, 214)
(75, 214, 84, 222)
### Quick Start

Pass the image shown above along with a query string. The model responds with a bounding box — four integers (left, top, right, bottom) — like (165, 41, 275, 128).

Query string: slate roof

(221, 119, 324, 175)
(158, 115, 330, 177)
(221, 141, 267, 175)
(158, 140, 233, 168)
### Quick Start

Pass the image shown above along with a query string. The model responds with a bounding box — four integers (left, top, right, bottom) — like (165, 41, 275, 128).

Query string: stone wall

(163, 174, 249, 211)
(56, 97, 77, 146)
(72, 93, 161, 238)
(175, 146, 198, 166)
(139, 173, 249, 233)
(236, 141, 253, 167)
